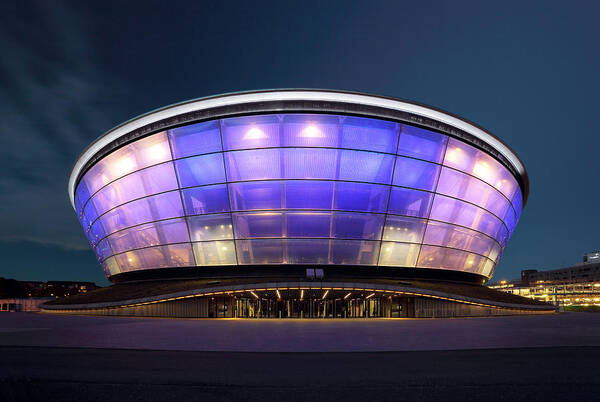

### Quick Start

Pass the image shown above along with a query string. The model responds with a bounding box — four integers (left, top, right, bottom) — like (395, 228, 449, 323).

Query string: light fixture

(322, 290, 329, 299)
(366, 293, 375, 299)
(276, 289, 281, 299)
(250, 291, 259, 299)
(299, 124, 323, 138)
(344, 292, 352, 300)
(243, 126, 267, 140)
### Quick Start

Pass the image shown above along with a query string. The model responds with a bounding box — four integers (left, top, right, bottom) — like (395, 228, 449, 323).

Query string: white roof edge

(68, 90, 526, 209)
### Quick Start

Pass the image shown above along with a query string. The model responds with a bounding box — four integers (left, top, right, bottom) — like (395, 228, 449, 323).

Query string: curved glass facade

(73, 113, 523, 279)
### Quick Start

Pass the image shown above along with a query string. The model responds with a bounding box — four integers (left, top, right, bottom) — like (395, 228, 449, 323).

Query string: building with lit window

(43, 90, 553, 317)
(490, 252, 600, 308)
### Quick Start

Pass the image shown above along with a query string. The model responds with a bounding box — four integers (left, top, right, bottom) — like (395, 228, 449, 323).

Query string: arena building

(43, 90, 553, 317)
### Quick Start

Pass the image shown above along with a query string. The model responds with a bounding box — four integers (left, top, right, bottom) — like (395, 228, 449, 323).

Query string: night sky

(2, 1, 599, 286)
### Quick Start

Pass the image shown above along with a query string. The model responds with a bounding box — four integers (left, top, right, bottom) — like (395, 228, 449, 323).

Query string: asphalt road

(2, 313, 600, 401)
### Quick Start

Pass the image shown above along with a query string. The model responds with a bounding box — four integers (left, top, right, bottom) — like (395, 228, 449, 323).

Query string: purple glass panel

(341, 116, 399, 153)
(229, 181, 282, 211)
(225, 149, 281, 181)
(99, 191, 184, 236)
(108, 218, 190, 255)
(236, 239, 284, 264)
(285, 212, 332, 238)
(392, 157, 440, 191)
(334, 182, 389, 213)
(233, 212, 283, 238)
(332, 212, 384, 240)
(175, 153, 226, 187)
(387, 188, 433, 218)
(284, 181, 334, 210)
(443, 138, 518, 201)
(188, 214, 233, 241)
(423, 221, 499, 258)
(285, 239, 331, 264)
(221, 114, 281, 150)
(115, 244, 193, 272)
(330, 240, 379, 265)
(397, 125, 447, 163)
(429, 195, 503, 240)
(417, 245, 488, 273)
(338, 150, 395, 184)
(283, 148, 338, 179)
(91, 162, 178, 215)
(436, 167, 510, 219)
(182, 184, 230, 215)
(382, 216, 427, 243)
(168, 120, 222, 158)
(281, 114, 340, 148)
(82, 132, 171, 195)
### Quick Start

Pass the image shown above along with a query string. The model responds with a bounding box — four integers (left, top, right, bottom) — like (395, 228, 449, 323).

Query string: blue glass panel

(168, 120, 222, 158)
(233, 212, 283, 238)
(338, 150, 395, 184)
(229, 181, 282, 211)
(221, 114, 281, 150)
(88, 219, 107, 247)
(95, 238, 112, 262)
(281, 114, 340, 148)
(334, 182, 389, 213)
(182, 184, 230, 215)
(503, 206, 517, 234)
(225, 149, 281, 181)
(512, 190, 523, 220)
(332, 212, 384, 240)
(397, 124, 447, 163)
(387, 188, 433, 218)
(75, 181, 91, 215)
(83, 200, 99, 230)
(285, 212, 332, 238)
(392, 157, 440, 191)
(341, 116, 399, 153)
(175, 153, 226, 187)
(284, 180, 334, 210)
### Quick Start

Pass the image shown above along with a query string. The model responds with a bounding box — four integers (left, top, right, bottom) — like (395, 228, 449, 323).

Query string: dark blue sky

(1, 1, 599, 286)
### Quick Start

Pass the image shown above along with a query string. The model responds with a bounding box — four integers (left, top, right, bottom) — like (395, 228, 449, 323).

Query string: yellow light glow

(276, 289, 281, 299)
(147, 143, 167, 161)
(366, 293, 375, 299)
(244, 126, 267, 140)
(445, 147, 462, 164)
(114, 157, 135, 176)
(299, 124, 324, 138)
(344, 292, 351, 299)
(322, 290, 329, 299)
(300, 289, 304, 300)
(473, 161, 494, 182)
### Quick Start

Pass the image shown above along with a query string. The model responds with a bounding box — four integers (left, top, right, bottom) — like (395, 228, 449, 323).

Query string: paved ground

(1, 312, 599, 352)
(2, 313, 600, 401)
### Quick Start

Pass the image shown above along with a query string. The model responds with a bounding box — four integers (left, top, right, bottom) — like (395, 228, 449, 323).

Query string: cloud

(0, 1, 117, 250)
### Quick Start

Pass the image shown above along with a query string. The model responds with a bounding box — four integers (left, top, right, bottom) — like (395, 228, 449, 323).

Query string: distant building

(0, 298, 55, 312)
(490, 253, 600, 307)
(0, 278, 100, 299)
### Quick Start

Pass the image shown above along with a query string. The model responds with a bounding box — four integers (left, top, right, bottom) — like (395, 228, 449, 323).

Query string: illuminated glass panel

(91, 162, 178, 215)
(285, 212, 332, 238)
(387, 188, 432, 218)
(422, 221, 499, 258)
(229, 181, 282, 211)
(193, 241, 236, 266)
(397, 125, 447, 163)
(188, 214, 234, 241)
(168, 121, 222, 158)
(378, 242, 420, 267)
(340, 116, 399, 153)
(175, 153, 226, 187)
(233, 212, 283, 238)
(417, 245, 491, 275)
(108, 218, 189, 255)
(382, 216, 426, 243)
(284, 181, 334, 210)
(436, 167, 510, 220)
(114, 243, 194, 272)
(181, 184, 230, 215)
(331, 212, 384, 240)
(334, 182, 389, 213)
(221, 114, 281, 150)
(392, 157, 440, 191)
(281, 114, 340, 148)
